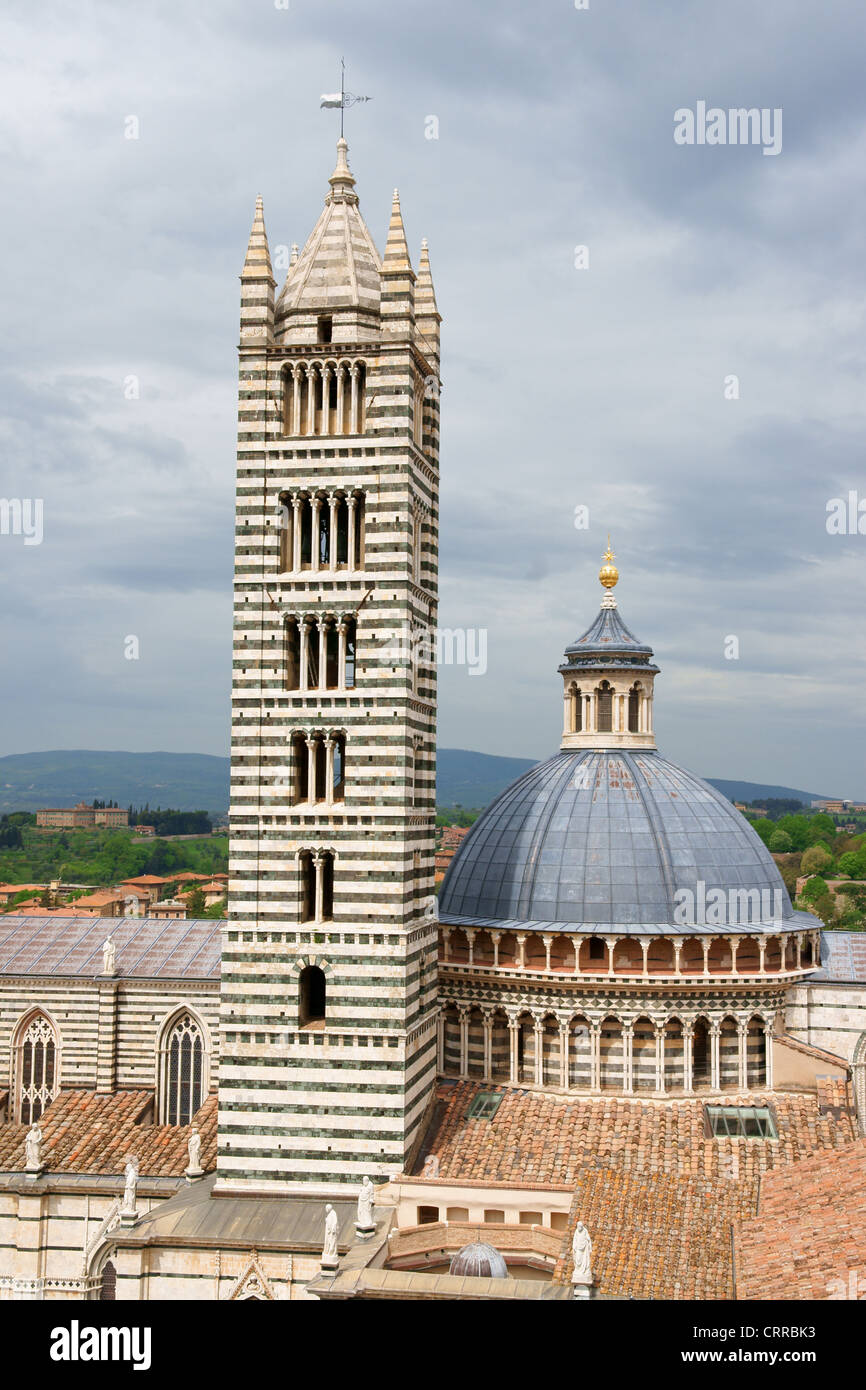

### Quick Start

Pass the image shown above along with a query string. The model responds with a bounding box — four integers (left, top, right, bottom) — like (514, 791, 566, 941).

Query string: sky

(0, 0, 864, 796)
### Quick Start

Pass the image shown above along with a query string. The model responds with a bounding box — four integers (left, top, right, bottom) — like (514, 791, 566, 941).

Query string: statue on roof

(571, 1220, 593, 1285)
(102, 937, 117, 976)
(185, 1125, 203, 1179)
(322, 1203, 339, 1268)
(121, 1155, 139, 1214)
(355, 1175, 375, 1234)
(25, 1122, 43, 1170)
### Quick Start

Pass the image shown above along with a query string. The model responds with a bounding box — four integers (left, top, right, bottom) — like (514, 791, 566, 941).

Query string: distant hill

(0, 750, 827, 818)
(0, 751, 230, 816)
(704, 778, 824, 807)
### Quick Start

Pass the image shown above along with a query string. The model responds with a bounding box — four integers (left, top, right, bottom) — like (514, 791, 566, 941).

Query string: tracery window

(159, 1012, 205, 1125)
(16, 1013, 58, 1124)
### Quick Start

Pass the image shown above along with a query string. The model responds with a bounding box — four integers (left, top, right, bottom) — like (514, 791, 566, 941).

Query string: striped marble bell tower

(216, 139, 441, 1195)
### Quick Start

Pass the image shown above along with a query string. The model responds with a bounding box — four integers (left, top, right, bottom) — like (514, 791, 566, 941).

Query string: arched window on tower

(628, 684, 641, 733)
(285, 618, 301, 691)
(15, 1012, 58, 1124)
(568, 683, 582, 733)
(159, 1012, 206, 1126)
(597, 680, 613, 733)
(412, 512, 423, 585)
(299, 966, 326, 1029)
(99, 1259, 116, 1302)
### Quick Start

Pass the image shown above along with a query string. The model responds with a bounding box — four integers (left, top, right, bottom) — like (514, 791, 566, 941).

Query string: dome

(448, 1242, 508, 1279)
(439, 750, 809, 933)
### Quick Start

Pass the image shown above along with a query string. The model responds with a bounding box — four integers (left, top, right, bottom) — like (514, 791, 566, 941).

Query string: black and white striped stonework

(217, 147, 441, 1194)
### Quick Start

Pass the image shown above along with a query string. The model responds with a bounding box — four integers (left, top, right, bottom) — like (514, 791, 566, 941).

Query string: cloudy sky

(1, 0, 864, 796)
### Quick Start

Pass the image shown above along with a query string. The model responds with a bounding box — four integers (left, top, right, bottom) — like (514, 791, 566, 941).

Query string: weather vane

(320, 58, 372, 139)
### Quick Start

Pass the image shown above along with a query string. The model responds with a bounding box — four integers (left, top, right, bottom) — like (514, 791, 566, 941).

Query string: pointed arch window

(15, 1012, 58, 1124)
(158, 1012, 206, 1125)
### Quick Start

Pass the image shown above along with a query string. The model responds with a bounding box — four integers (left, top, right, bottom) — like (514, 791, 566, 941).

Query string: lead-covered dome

(439, 749, 802, 933)
(448, 1242, 508, 1278)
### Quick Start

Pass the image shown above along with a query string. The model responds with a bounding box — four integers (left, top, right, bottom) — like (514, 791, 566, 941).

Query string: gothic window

(159, 1012, 206, 1126)
(278, 490, 293, 571)
(299, 851, 314, 921)
(597, 681, 613, 733)
(99, 1260, 117, 1301)
(15, 1012, 58, 1124)
(344, 618, 357, 688)
(332, 735, 346, 801)
(298, 851, 335, 923)
(299, 965, 326, 1028)
(292, 733, 309, 803)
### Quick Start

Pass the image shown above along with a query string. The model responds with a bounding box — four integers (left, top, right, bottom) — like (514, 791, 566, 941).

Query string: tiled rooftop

(734, 1138, 866, 1300)
(412, 1080, 857, 1187)
(0, 1089, 216, 1177)
(0, 915, 221, 979)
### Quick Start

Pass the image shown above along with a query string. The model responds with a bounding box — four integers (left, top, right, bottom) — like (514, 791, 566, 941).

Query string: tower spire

(415, 237, 441, 368)
(380, 188, 415, 334)
(239, 195, 275, 342)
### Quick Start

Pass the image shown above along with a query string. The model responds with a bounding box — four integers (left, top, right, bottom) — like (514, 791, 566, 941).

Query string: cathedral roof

(0, 914, 220, 979)
(438, 750, 812, 933)
(275, 138, 382, 323)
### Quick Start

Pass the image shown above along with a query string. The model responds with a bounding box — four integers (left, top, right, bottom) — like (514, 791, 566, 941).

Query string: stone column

(305, 736, 317, 803)
(299, 620, 310, 691)
(349, 365, 360, 434)
(347, 495, 357, 571)
(683, 1022, 694, 1094)
(605, 937, 617, 974)
(640, 939, 649, 979)
(458, 1007, 470, 1078)
(318, 620, 328, 692)
(507, 1013, 520, 1084)
(710, 1022, 721, 1091)
(763, 1020, 774, 1089)
(325, 492, 337, 571)
(291, 495, 302, 571)
(306, 368, 316, 436)
(655, 1024, 666, 1095)
(533, 1017, 544, 1087)
(313, 850, 325, 922)
(442, 928, 452, 962)
(542, 934, 553, 971)
(730, 937, 740, 975)
(737, 1020, 748, 1091)
(324, 737, 335, 807)
(701, 938, 710, 976)
(623, 1022, 634, 1095)
(482, 1012, 493, 1081)
(310, 495, 322, 573)
(758, 937, 767, 975)
(559, 1019, 570, 1090)
(292, 366, 303, 436)
(516, 934, 527, 968)
(319, 366, 331, 436)
(335, 364, 345, 435)
(490, 931, 501, 968)
(590, 1023, 602, 1093)
(673, 941, 682, 976)
(337, 620, 348, 689)
(466, 929, 476, 967)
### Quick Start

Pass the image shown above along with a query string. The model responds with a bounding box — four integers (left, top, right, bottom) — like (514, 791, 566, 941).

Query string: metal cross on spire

(320, 58, 372, 138)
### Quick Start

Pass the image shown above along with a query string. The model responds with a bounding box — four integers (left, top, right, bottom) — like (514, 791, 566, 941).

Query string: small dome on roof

(449, 1242, 508, 1279)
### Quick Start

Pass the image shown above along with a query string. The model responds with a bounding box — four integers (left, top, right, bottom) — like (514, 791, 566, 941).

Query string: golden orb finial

(599, 535, 619, 590)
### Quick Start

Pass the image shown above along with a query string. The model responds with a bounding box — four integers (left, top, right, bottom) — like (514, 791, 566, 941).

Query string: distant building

(72, 890, 125, 917)
(133, 824, 156, 837)
(150, 899, 187, 920)
(36, 803, 128, 829)
(811, 799, 848, 813)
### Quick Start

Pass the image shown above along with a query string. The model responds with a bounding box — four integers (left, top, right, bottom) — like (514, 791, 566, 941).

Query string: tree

(749, 817, 776, 846)
(186, 886, 207, 916)
(768, 829, 793, 853)
(800, 843, 834, 876)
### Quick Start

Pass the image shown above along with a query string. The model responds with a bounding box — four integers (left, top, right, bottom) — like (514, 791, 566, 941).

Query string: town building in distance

(35, 803, 128, 830)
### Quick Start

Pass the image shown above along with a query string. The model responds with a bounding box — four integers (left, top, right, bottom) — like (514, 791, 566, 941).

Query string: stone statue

(24, 1123, 43, 1169)
(186, 1126, 202, 1175)
(571, 1220, 593, 1284)
(102, 937, 116, 975)
(322, 1203, 339, 1266)
(356, 1175, 375, 1231)
(121, 1156, 138, 1213)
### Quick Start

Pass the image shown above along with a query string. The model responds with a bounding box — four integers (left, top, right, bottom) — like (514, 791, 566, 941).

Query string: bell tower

(217, 140, 441, 1194)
